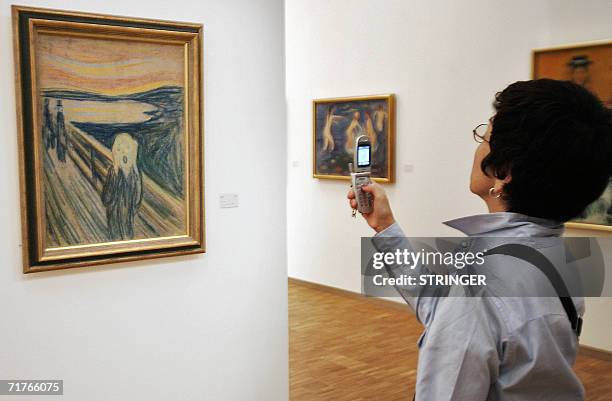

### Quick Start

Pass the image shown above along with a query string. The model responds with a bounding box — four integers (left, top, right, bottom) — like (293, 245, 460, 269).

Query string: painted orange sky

(35, 33, 185, 96)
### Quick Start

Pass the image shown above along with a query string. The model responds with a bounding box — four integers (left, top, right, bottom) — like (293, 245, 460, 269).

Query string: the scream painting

(13, 6, 204, 272)
(38, 34, 186, 246)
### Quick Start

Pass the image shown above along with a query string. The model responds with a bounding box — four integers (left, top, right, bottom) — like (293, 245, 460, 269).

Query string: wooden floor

(289, 279, 612, 401)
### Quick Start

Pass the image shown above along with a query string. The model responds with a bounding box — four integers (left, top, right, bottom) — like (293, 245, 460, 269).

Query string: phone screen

(357, 144, 371, 167)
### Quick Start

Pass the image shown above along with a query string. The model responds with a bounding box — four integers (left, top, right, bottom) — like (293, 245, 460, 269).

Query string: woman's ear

(494, 173, 512, 193)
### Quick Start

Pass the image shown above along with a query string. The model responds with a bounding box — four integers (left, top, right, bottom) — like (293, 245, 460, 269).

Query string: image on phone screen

(357, 145, 371, 167)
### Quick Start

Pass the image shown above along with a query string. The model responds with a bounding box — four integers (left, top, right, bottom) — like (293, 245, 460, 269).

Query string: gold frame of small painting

(532, 39, 612, 232)
(312, 94, 395, 183)
(12, 5, 205, 272)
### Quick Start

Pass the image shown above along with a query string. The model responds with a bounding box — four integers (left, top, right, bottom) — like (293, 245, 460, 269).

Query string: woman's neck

(485, 198, 509, 213)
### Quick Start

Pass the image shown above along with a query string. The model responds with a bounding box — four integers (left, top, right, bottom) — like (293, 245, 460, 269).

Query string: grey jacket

(372, 212, 584, 401)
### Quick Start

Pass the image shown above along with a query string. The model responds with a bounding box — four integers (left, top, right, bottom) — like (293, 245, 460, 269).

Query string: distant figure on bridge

(101, 133, 143, 241)
(42, 98, 55, 150)
(56, 100, 68, 162)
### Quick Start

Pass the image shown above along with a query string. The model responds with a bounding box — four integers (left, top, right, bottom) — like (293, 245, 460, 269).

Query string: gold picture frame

(532, 39, 612, 232)
(312, 94, 395, 183)
(12, 5, 205, 273)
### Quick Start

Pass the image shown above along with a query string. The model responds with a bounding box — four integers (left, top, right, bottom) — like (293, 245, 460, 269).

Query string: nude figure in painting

(345, 111, 363, 154)
(364, 111, 377, 150)
(322, 105, 343, 153)
(373, 104, 387, 133)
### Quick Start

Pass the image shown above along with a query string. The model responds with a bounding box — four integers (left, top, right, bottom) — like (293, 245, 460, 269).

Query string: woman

(321, 105, 343, 153)
(364, 111, 378, 150)
(373, 103, 387, 133)
(348, 79, 611, 401)
(345, 111, 363, 154)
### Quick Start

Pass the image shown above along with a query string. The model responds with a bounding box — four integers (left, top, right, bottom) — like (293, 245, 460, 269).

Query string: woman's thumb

(360, 183, 377, 194)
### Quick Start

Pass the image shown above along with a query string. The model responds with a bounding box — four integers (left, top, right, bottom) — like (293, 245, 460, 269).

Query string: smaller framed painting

(532, 40, 611, 232)
(312, 95, 395, 183)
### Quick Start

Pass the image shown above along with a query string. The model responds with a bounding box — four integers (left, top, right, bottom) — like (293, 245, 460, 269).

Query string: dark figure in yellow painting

(568, 55, 592, 88)
(101, 133, 144, 241)
(55, 100, 68, 162)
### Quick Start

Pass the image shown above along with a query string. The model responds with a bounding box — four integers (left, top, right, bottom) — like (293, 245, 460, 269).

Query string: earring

(489, 187, 502, 198)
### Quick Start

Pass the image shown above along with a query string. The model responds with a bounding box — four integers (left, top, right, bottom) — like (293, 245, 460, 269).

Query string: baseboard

(579, 344, 612, 362)
(288, 277, 410, 312)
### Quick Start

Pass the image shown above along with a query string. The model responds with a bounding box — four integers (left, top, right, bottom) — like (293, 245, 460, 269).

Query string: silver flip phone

(349, 135, 373, 214)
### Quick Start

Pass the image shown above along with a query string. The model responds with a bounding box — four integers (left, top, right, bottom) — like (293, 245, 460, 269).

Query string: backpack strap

(485, 243, 582, 337)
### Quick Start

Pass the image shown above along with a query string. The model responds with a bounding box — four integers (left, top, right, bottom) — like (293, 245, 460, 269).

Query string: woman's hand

(347, 182, 396, 233)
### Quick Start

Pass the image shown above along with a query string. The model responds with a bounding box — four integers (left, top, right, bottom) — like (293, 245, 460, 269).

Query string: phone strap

(412, 243, 581, 401)
(484, 243, 582, 337)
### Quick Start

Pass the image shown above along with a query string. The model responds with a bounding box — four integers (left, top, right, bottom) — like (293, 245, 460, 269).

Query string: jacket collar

(443, 212, 564, 237)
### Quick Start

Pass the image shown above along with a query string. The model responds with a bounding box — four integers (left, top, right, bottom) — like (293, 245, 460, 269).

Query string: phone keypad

(355, 179, 372, 213)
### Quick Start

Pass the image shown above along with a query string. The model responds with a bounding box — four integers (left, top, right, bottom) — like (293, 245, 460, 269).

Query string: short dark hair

(482, 79, 612, 222)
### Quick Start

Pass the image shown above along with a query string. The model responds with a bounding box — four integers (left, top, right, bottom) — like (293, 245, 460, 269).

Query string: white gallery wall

(0, 1, 287, 401)
(285, 0, 612, 351)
